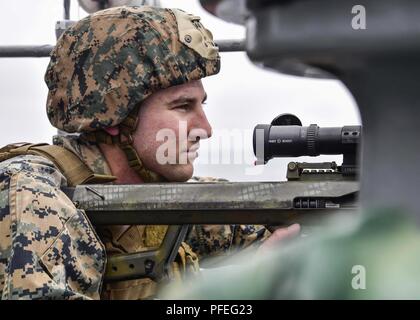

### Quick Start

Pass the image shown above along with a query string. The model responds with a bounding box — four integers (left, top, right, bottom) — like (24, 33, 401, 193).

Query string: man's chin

(160, 164, 194, 182)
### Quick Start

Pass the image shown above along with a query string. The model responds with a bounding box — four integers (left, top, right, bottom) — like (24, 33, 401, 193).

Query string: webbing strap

(0, 143, 116, 187)
(119, 143, 165, 183)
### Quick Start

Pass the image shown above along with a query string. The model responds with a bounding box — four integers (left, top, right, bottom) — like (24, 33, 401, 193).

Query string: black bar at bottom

(85, 208, 354, 226)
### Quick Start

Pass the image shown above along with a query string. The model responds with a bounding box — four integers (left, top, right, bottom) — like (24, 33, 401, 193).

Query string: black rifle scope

(253, 114, 361, 164)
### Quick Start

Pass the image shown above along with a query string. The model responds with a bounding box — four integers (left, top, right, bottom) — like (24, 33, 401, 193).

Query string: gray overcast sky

(0, 0, 360, 181)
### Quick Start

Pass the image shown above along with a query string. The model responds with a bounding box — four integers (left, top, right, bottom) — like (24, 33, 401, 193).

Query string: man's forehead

(162, 81, 206, 101)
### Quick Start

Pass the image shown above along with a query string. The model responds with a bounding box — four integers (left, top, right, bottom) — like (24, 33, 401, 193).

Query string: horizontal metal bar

(65, 181, 359, 225)
(0, 40, 245, 58)
(215, 39, 245, 52)
(0, 45, 54, 58)
(85, 208, 356, 226)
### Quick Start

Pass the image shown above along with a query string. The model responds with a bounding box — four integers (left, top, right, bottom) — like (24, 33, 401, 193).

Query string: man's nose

(190, 109, 212, 140)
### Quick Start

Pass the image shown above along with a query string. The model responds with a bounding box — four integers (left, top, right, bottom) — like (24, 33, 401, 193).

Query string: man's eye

(175, 104, 190, 111)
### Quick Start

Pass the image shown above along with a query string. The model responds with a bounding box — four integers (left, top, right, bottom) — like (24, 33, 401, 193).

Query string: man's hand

(259, 224, 301, 253)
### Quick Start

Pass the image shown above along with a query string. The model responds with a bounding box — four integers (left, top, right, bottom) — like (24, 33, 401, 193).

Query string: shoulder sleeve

(1, 155, 106, 300)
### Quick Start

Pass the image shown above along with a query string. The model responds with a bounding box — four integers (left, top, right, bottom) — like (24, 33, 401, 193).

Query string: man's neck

(99, 143, 144, 184)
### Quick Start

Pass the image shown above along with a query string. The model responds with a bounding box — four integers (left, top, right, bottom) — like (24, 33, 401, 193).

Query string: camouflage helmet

(45, 6, 220, 133)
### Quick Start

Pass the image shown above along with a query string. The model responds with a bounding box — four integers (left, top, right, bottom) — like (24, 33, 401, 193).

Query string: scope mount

(286, 161, 357, 181)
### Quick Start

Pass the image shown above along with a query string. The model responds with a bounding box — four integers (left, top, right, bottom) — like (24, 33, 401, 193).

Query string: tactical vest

(0, 142, 199, 299)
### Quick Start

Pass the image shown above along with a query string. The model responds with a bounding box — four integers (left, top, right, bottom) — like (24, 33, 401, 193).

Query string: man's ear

(104, 126, 120, 136)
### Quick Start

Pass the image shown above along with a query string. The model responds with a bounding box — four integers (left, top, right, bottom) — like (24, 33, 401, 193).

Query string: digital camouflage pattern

(0, 154, 105, 299)
(186, 224, 269, 261)
(45, 6, 220, 133)
(0, 135, 270, 299)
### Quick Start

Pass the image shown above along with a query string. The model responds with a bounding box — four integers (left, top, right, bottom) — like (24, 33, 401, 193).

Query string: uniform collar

(52, 134, 113, 176)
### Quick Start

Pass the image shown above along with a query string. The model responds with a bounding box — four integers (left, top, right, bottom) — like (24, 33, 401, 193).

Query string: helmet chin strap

(117, 106, 167, 183)
(117, 137, 166, 183)
(82, 106, 167, 183)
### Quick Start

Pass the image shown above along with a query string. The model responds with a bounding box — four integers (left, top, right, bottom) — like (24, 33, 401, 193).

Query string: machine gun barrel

(64, 181, 358, 226)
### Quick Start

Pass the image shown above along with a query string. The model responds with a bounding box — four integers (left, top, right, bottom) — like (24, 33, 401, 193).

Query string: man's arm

(0, 155, 105, 299)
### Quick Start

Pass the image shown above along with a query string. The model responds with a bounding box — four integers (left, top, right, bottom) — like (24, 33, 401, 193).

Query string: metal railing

(0, 40, 244, 58)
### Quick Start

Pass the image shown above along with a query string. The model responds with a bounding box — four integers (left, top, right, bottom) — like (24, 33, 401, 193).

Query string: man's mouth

(185, 145, 199, 160)
(186, 149, 199, 157)
(185, 143, 200, 153)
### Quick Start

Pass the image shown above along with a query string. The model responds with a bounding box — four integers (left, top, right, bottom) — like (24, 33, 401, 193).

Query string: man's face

(133, 80, 211, 182)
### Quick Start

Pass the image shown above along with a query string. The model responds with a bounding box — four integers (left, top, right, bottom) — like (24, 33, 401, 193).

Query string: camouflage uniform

(0, 152, 105, 299)
(0, 7, 270, 299)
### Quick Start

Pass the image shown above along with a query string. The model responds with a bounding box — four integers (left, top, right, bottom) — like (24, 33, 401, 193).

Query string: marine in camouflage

(0, 6, 269, 300)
